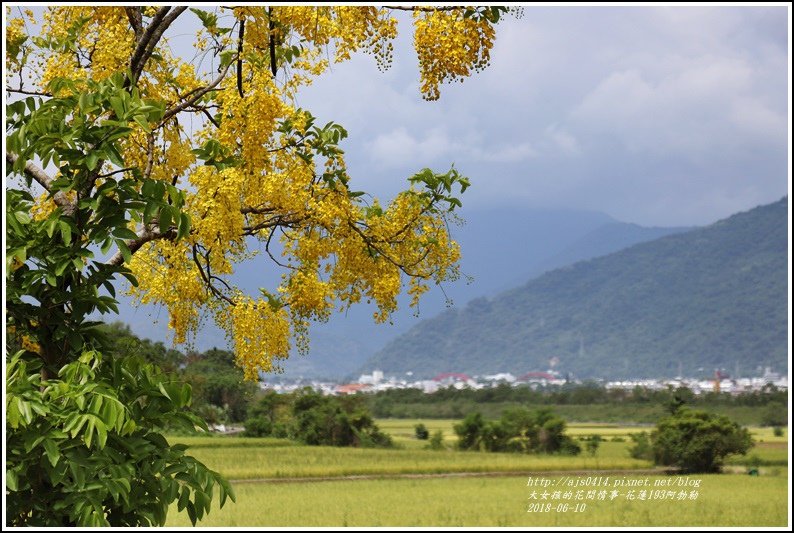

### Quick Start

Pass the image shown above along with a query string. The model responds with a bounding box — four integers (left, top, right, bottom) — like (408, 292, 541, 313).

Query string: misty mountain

(360, 197, 789, 381)
(263, 208, 691, 379)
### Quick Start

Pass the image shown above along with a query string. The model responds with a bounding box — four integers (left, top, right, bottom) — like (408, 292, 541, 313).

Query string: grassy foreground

(165, 474, 789, 527)
(164, 421, 789, 527)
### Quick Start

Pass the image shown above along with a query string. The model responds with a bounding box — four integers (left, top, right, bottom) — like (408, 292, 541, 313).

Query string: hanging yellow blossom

(6, 6, 514, 380)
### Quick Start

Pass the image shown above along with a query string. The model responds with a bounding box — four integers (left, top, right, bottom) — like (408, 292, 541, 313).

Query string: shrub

(426, 430, 446, 451)
(242, 388, 391, 448)
(584, 435, 602, 457)
(760, 401, 787, 427)
(453, 408, 579, 455)
(650, 407, 753, 473)
(628, 432, 654, 461)
(415, 423, 430, 440)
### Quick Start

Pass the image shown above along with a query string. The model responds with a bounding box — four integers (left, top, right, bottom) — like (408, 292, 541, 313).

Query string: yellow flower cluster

(38, 7, 134, 92)
(214, 296, 292, 379)
(5, 13, 25, 74)
(412, 7, 498, 100)
(16, 6, 492, 380)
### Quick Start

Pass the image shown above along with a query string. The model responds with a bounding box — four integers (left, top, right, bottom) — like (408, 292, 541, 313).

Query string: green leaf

(104, 143, 125, 167)
(132, 114, 152, 133)
(157, 381, 172, 400)
(180, 383, 192, 407)
(95, 420, 108, 449)
(86, 150, 100, 171)
(120, 419, 136, 436)
(112, 227, 139, 240)
(55, 258, 71, 277)
(59, 220, 73, 244)
(100, 237, 114, 256)
(178, 486, 190, 511)
(115, 240, 132, 264)
(109, 95, 125, 118)
(7, 398, 20, 429)
(6, 470, 19, 491)
(42, 438, 60, 467)
(219, 49, 236, 69)
(143, 201, 159, 224)
(158, 206, 172, 234)
(177, 212, 191, 240)
(67, 460, 85, 488)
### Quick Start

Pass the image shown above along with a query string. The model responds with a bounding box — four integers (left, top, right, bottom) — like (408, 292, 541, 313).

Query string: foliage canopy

(454, 408, 581, 455)
(6, 5, 520, 379)
(5, 5, 516, 526)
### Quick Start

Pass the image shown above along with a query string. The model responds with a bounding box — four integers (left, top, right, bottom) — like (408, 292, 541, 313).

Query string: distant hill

(360, 197, 789, 380)
(272, 208, 690, 379)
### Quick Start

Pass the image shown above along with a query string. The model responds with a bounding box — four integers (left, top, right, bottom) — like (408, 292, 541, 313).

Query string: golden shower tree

(5, 6, 517, 526)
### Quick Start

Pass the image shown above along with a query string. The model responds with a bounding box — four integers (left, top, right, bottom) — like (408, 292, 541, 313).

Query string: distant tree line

(90, 322, 786, 433)
(363, 381, 788, 425)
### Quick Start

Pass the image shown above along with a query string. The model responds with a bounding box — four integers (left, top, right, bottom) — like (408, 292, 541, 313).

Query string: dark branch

(5, 87, 51, 96)
(105, 226, 176, 266)
(237, 18, 245, 98)
(128, 7, 189, 86)
(383, 6, 463, 12)
(268, 7, 278, 77)
(98, 167, 136, 179)
(162, 58, 234, 122)
(192, 244, 236, 305)
(125, 7, 143, 40)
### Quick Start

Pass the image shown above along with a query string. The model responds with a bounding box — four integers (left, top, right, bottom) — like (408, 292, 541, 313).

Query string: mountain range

(359, 197, 789, 381)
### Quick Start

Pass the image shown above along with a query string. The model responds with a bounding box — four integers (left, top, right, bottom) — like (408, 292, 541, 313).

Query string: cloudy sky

(291, 5, 790, 227)
(8, 5, 790, 360)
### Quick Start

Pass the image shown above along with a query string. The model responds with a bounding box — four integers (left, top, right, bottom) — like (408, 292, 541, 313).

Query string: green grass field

(165, 474, 789, 527)
(164, 420, 790, 527)
(173, 441, 653, 480)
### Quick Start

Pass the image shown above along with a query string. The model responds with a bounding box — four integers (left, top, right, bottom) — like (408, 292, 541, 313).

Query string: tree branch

(125, 7, 143, 41)
(105, 226, 176, 266)
(161, 58, 234, 122)
(192, 244, 236, 305)
(4, 87, 51, 97)
(128, 6, 189, 86)
(6, 152, 74, 213)
(383, 6, 463, 12)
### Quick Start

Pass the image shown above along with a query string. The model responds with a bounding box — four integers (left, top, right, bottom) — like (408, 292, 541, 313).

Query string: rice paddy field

(164, 421, 791, 528)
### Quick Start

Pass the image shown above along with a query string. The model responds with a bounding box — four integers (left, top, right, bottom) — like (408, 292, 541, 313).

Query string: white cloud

(569, 50, 786, 158)
(301, 6, 789, 226)
(543, 124, 581, 156)
(366, 126, 538, 169)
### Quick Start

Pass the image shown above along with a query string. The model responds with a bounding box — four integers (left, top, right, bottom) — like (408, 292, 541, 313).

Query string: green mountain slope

(361, 197, 789, 380)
